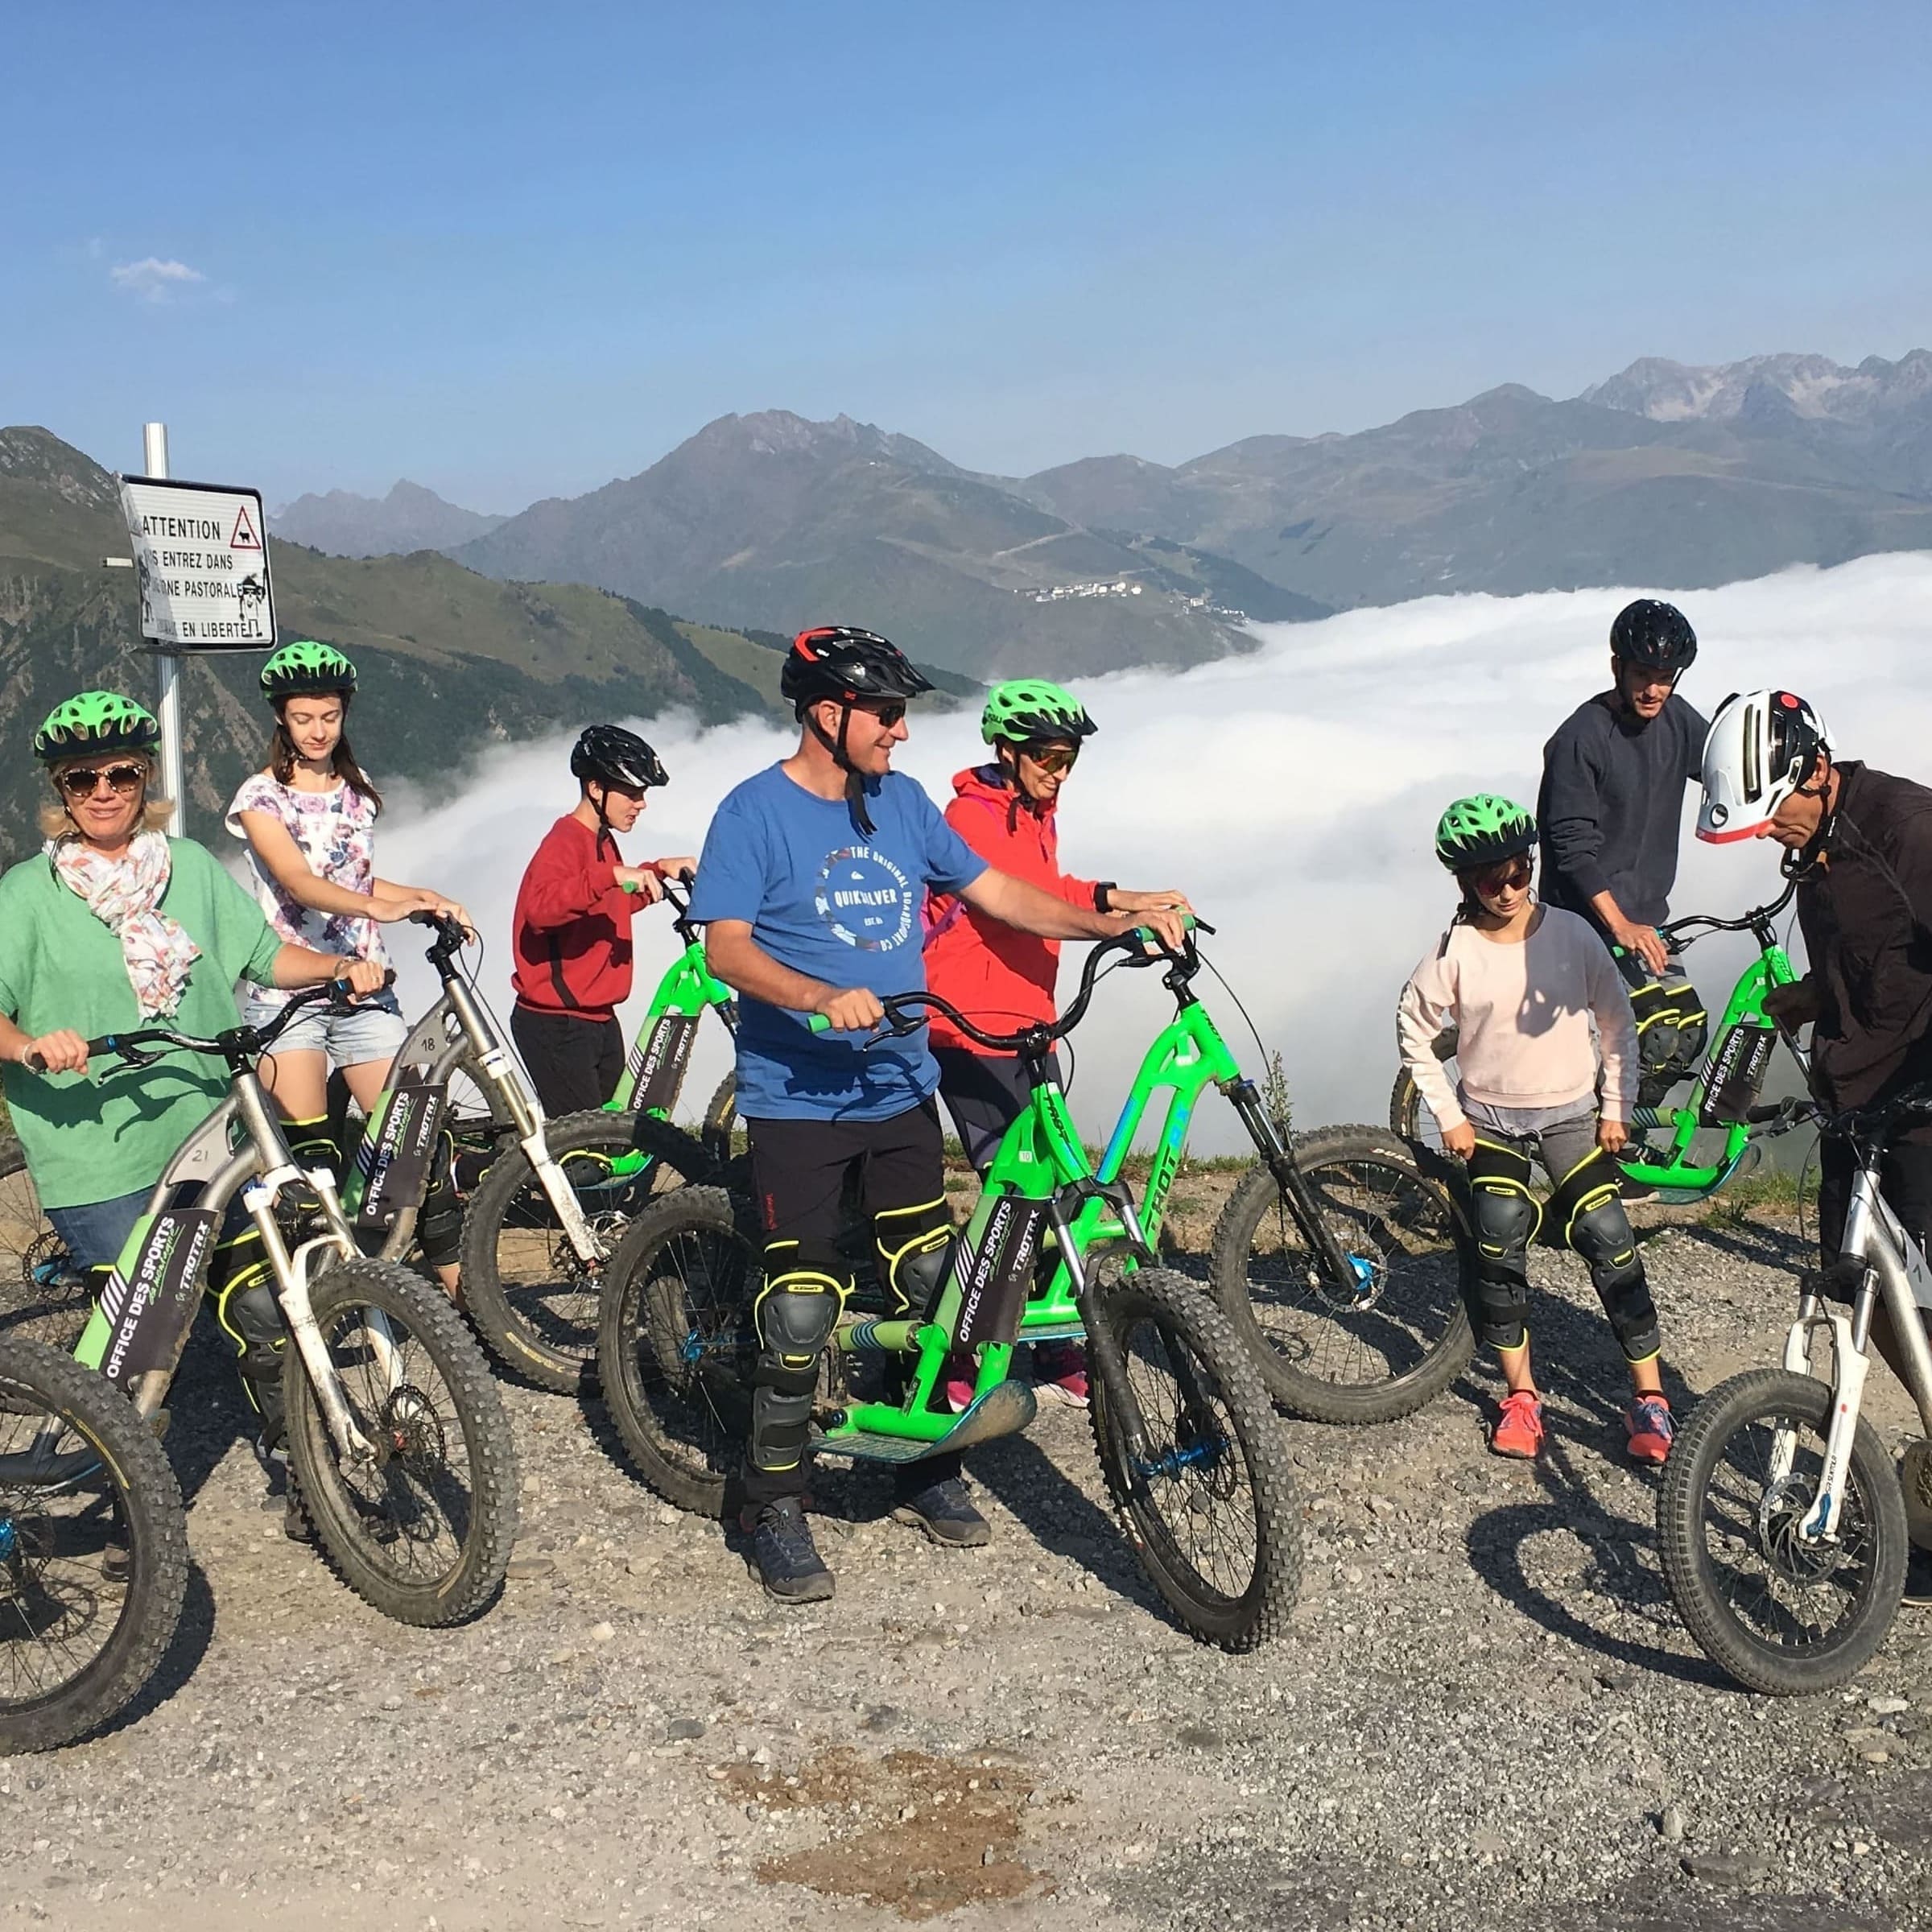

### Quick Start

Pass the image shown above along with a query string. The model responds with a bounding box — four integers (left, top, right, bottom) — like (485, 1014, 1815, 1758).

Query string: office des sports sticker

(815, 845, 914, 951)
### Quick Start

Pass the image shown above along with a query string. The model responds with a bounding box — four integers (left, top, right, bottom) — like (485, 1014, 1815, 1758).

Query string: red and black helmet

(780, 625, 934, 716)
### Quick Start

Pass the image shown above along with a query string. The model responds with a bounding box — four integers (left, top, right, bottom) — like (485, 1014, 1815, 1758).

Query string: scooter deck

(811, 1379, 1038, 1464)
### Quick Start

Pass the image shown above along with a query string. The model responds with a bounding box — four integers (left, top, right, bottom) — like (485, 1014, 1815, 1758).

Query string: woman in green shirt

(0, 694, 384, 1488)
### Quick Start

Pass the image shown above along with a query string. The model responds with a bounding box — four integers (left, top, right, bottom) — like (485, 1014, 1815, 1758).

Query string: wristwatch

(1094, 881, 1116, 914)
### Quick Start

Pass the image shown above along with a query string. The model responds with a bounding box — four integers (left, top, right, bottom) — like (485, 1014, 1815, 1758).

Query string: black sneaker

(741, 1498, 834, 1603)
(1618, 1174, 1660, 1207)
(1903, 1546, 1932, 1608)
(891, 1474, 992, 1548)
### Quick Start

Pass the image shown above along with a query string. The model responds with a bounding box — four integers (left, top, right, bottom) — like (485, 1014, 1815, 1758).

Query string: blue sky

(5, 0, 1926, 509)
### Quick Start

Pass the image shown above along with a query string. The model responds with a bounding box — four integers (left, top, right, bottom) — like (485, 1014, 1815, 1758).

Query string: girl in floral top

(228, 642, 468, 1293)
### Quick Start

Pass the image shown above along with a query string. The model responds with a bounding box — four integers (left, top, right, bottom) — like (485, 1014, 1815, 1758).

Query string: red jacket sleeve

(518, 832, 625, 932)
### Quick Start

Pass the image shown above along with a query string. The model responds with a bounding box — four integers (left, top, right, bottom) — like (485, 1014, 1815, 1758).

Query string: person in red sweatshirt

(924, 679, 1191, 1402)
(510, 726, 695, 1117)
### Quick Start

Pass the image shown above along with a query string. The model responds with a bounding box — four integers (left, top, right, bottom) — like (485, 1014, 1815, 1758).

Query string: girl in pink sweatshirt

(1397, 795, 1672, 1465)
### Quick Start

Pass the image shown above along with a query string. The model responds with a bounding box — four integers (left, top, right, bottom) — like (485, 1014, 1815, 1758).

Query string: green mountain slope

(0, 427, 969, 862)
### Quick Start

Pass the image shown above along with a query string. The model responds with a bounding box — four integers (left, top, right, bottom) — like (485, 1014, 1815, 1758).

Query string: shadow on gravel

(967, 1431, 1166, 1621)
(1115, 1855, 1901, 1932)
(1669, 1217, 1812, 1278)
(84, 1559, 218, 1743)
(1463, 1420, 1728, 1689)
(163, 1320, 265, 1508)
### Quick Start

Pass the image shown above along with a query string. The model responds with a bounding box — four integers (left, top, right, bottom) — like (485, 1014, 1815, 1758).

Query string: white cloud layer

(375, 552, 1932, 1154)
(109, 257, 205, 303)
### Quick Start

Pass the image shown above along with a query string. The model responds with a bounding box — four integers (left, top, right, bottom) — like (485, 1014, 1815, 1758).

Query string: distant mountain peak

(272, 479, 509, 559)
(1582, 349, 1932, 423)
(682, 409, 961, 476)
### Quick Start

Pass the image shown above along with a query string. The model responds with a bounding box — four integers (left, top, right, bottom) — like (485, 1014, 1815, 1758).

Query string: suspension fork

(1050, 1199, 1153, 1463)
(460, 997, 605, 1264)
(1051, 1189, 1224, 1471)
(244, 1168, 379, 1466)
(1224, 1076, 1362, 1286)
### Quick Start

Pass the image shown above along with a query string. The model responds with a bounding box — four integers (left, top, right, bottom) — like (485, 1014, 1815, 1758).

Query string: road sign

(119, 474, 277, 650)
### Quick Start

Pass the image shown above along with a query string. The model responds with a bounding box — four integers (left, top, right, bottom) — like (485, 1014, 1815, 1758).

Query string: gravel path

(6, 1200, 1930, 1931)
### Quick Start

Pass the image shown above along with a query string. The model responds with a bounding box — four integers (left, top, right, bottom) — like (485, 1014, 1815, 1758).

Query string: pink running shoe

(1625, 1395, 1674, 1466)
(1490, 1389, 1545, 1459)
(942, 1356, 978, 1414)
(1032, 1342, 1090, 1407)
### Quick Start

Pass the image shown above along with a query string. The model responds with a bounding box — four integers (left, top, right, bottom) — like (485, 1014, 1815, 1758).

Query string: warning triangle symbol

(229, 503, 262, 551)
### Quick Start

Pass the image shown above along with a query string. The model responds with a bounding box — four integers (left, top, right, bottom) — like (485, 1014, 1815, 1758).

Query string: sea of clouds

(377, 553, 1932, 1154)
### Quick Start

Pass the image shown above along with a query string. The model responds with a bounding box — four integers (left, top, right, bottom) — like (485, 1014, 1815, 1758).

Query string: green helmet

(261, 640, 357, 703)
(1434, 794, 1537, 873)
(981, 679, 1097, 749)
(33, 691, 162, 765)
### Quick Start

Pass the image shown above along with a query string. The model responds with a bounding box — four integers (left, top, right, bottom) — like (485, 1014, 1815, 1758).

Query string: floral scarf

(51, 831, 202, 1020)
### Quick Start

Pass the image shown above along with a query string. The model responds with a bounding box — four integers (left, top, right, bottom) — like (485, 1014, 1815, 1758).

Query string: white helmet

(1696, 688, 1832, 844)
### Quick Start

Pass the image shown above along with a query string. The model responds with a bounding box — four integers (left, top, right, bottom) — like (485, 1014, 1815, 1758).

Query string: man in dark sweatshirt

(1538, 599, 1710, 1110)
(1700, 687, 1932, 1597)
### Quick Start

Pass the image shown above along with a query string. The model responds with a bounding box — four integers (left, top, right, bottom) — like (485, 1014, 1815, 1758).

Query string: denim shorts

(244, 986, 407, 1071)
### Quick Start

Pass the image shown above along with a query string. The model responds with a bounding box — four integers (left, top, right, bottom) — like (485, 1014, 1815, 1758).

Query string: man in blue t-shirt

(688, 625, 1184, 1604)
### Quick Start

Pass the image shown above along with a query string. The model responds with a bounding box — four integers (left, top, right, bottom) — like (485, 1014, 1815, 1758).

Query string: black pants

(511, 1004, 624, 1118)
(934, 1046, 1059, 1177)
(742, 1099, 956, 1507)
(1818, 1133, 1932, 1270)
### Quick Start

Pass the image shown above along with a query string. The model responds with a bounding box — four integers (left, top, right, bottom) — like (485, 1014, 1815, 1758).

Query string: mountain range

(276, 349, 1932, 675)
(271, 480, 507, 556)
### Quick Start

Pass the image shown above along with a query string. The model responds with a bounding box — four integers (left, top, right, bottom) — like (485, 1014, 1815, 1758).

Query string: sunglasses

(1025, 745, 1080, 776)
(57, 762, 147, 799)
(1472, 857, 1534, 894)
(852, 702, 906, 729)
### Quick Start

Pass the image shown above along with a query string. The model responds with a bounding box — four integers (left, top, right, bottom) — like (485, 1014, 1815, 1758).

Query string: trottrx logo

(956, 1195, 1044, 1349)
(633, 1014, 696, 1112)
(102, 1212, 215, 1386)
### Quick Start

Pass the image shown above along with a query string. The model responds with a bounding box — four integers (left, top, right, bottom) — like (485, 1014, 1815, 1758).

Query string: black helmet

(780, 626, 934, 716)
(1610, 599, 1697, 675)
(571, 724, 668, 792)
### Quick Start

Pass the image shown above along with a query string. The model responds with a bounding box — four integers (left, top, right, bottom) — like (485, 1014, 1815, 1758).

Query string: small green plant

(1260, 1050, 1293, 1142)
(1701, 1165, 1810, 1229)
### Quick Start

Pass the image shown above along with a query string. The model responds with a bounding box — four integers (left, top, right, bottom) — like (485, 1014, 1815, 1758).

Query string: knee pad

(1662, 975, 1708, 1071)
(1628, 977, 1708, 1103)
(216, 1269, 291, 1443)
(1467, 1138, 1538, 1350)
(873, 1197, 953, 1318)
(747, 1243, 849, 1474)
(416, 1132, 464, 1268)
(1549, 1149, 1659, 1363)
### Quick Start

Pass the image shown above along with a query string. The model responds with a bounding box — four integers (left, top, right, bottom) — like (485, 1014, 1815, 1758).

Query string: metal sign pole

(143, 422, 186, 837)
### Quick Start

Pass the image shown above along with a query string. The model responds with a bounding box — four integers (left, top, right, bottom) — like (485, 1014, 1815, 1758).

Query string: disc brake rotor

(1756, 1473, 1847, 1587)
(379, 1385, 448, 1475)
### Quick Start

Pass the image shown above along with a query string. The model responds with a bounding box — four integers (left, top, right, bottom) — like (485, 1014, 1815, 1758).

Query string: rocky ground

(6, 1190, 1932, 1932)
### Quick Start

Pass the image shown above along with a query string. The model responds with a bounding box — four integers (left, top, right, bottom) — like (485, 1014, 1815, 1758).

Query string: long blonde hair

(39, 753, 174, 843)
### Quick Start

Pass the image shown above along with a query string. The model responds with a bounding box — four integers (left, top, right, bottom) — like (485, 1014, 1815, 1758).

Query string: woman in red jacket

(925, 679, 1190, 1402)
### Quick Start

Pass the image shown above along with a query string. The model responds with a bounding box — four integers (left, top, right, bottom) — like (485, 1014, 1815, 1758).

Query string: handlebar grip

(1130, 914, 1201, 946)
(808, 1013, 832, 1034)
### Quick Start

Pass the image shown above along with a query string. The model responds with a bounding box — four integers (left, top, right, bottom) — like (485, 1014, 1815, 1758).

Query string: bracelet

(1094, 881, 1116, 914)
